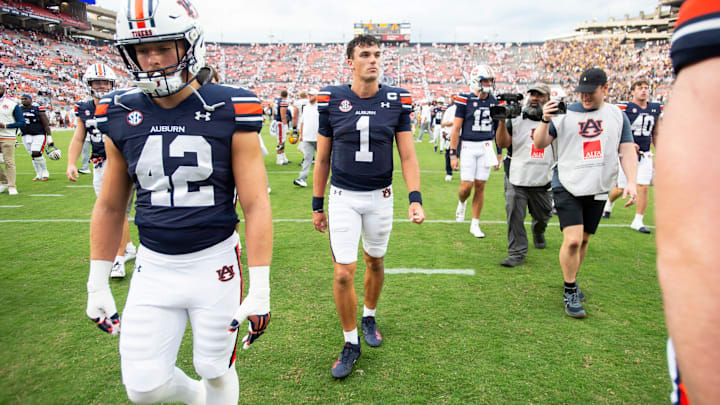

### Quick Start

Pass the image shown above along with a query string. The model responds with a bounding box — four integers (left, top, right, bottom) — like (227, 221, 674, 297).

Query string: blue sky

(95, 0, 663, 43)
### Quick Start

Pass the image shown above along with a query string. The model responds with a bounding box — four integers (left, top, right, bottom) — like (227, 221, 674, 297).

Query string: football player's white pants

(269, 120, 278, 138)
(433, 126, 442, 145)
(460, 140, 495, 182)
(93, 162, 104, 196)
(617, 153, 653, 188)
(328, 185, 394, 264)
(81, 135, 91, 171)
(119, 232, 242, 393)
(22, 134, 47, 178)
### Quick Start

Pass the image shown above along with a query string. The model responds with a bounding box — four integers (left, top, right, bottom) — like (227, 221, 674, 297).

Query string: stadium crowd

(0, 24, 673, 124)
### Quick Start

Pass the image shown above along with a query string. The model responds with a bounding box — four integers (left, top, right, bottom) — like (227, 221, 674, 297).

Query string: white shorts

(269, 120, 278, 137)
(328, 185, 394, 264)
(119, 232, 242, 392)
(460, 140, 496, 182)
(275, 122, 288, 144)
(433, 126, 442, 141)
(21, 134, 46, 154)
(92, 162, 104, 196)
(617, 153, 653, 187)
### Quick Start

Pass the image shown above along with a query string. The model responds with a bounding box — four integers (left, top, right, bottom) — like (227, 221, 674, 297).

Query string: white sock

(632, 214, 644, 226)
(37, 156, 47, 175)
(604, 199, 614, 213)
(363, 305, 376, 318)
(204, 366, 239, 405)
(471, 218, 480, 228)
(32, 157, 43, 177)
(343, 328, 359, 344)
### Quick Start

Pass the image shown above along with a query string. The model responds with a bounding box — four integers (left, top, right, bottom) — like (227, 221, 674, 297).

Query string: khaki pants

(0, 138, 16, 188)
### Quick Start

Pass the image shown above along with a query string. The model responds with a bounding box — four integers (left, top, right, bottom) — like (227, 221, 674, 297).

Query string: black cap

(574, 68, 607, 93)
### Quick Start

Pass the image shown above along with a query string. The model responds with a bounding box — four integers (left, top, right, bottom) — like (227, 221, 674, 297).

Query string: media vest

(508, 117, 554, 187)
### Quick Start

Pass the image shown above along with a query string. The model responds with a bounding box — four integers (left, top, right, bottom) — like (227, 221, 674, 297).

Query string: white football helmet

(437, 96, 446, 104)
(469, 64, 495, 94)
(83, 63, 117, 99)
(115, 0, 205, 97)
(46, 145, 62, 161)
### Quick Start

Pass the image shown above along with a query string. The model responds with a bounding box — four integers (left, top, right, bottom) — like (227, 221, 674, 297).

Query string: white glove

(86, 260, 120, 335)
(228, 266, 270, 349)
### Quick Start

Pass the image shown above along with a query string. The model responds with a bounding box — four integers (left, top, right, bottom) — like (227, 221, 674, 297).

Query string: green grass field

(0, 127, 666, 404)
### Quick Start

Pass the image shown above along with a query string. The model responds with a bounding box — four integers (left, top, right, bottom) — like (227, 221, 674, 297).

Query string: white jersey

(552, 102, 624, 196)
(301, 103, 319, 142)
(508, 117, 554, 187)
(293, 98, 309, 126)
(0, 96, 19, 139)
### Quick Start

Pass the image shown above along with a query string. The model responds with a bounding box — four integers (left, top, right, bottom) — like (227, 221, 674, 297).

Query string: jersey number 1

(355, 115, 373, 162)
(136, 135, 215, 207)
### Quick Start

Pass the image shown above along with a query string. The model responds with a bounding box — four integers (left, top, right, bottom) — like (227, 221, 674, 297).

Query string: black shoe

(500, 256, 525, 267)
(331, 341, 362, 379)
(533, 233, 546, 249)
(361, 316, 383, 347)
(563, 292, 587, 318)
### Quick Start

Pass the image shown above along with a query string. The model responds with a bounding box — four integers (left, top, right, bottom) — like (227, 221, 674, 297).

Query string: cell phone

(556, 101, 567, 114)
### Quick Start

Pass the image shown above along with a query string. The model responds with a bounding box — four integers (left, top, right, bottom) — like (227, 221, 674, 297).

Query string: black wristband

(540, 117, 550, 123)
(409, 191, 422, 205)
(448, 148, 457, 157)
(312, 196, 324, 212)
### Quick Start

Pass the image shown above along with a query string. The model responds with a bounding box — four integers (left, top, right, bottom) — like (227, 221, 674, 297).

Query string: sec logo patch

(339, 99, 352, 112)
(127, 110, 143, 126)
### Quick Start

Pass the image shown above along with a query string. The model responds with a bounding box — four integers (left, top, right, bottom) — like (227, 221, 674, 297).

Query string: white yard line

(385, 269, 475, 275)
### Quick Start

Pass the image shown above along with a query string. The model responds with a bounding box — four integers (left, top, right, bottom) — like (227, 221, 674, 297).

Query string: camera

(490, 93, 524, 120)
(556, 101, 567, 114)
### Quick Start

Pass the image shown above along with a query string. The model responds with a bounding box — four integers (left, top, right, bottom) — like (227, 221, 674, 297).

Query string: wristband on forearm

(409, 190, 422, 205)
(248, 265, 270, 292)
(449, 148, 457, 158)
(312, 196, 324, 213)
(87, 260, 112, 292)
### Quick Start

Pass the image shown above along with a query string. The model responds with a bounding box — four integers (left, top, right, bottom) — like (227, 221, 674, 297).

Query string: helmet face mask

(469, 64, 495, 94)
(115, 0, 205, 97)
(83, 63, 117, 99)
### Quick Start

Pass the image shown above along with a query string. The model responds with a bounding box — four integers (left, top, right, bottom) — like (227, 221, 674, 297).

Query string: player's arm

(229, 130, 273, 347)
(86, 136, 132, 334)
(656, 58, 720, 405)
(448, 116, 464, 169)
(292, 106, 299, 128)
(396, 130, 425, 224)
(66, 118, 87, 181)
(298, 118, 304, 143)
(312, 134, 331, 232)
(39, 110, 53, 143)
(618, 113, 638, 205)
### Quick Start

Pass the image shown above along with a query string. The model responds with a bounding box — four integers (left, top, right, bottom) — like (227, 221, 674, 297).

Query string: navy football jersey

(454, 93, 498, 142)
(20, 103, 46, 135)
(75, 99, 106, 159)
(273, 97, 288, 122)
(96, 84, 263, 254)
(317, 84, 412, 191)
(433, 105, 446, 125)
(618, 101, 662, 152)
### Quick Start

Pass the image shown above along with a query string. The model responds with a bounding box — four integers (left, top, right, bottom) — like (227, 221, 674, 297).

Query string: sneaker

(0, 184, 7, 193)
(602, 211, 611, 219)
(563, 292, 586, 318)
(361, 316, 382, 347)
(577, 287, 586, 302)
(331, 341, 361, 379)
(470, 225, 485, 238)
(455, 200, 467, 222)
(444, 175, 452, 182)
(78, 168, 91, 174)
(631, 223, 651, 234)
(281, 160, 292, 165)
(110, 261, 125, 278)
(500, 256, 525, 267)
(32, 176, 41, 182)
(533, 233, 546, 249)
(293, 178, 307, 187)
(8, 187, 18, 195)
(125, 244, 137, 261)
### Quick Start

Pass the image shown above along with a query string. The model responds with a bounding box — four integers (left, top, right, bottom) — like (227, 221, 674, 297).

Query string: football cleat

(124, 244, 137, 261)
(470, 225, 485, 238)
(455, 200, 467, 222)
(361, 316, 382, 347)
(331, 341, 361, 379)
(110, 261, 125, 278)
(293, 179, 307, 187)
(78, 168, 91, 174)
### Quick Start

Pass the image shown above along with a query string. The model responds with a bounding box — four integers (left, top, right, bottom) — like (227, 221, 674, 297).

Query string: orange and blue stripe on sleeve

(232, 96, 263, 132)
(670, 0, 720, 73)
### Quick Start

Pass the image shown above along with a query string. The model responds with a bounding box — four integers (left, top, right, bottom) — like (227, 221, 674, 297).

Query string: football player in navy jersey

(67, 63, 137, 278)
(86, 1, 272, 404)
(603, 80, 661, 233)
(19, 94, 54, 181)
(449, 64, 502, 238)
(273, 90, 291, 165)
(312, 34, 425, 379)
(658, 1, 720, 403)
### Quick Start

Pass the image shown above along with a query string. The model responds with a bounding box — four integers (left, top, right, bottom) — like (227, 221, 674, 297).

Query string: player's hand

(313, 211, 327, 232)
(86, 261, 120, 335)
(66, 164, 79, 182)
(542, 100, 560, 119)
(494, 154, 502, 171)
(409, 202, 425, 224)
(228, 288, 270, 350)
(450, 157, 459, 171)
(622, 183, 638, 207)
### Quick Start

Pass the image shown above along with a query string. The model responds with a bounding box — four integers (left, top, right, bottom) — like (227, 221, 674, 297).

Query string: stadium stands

(1, 24, 674, 125)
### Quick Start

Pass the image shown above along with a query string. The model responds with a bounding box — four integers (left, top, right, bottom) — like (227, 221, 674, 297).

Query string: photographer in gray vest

(533, 68, 638, 319)
(495, 83, 554, 268)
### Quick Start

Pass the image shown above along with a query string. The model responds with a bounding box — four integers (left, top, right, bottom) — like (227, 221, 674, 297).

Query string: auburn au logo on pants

(216, 265, 235, 282)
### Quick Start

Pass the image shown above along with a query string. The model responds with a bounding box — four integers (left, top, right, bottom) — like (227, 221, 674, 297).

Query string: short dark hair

(631, 80, 649, 91)
(346, 35, 379, 60)
(280, 90, 288, 98)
